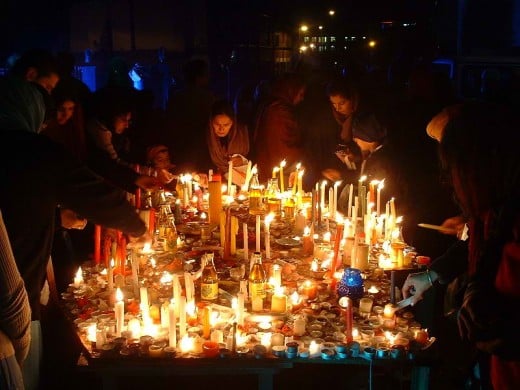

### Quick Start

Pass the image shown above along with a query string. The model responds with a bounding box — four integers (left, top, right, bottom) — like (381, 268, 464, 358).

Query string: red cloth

(491, 241, 520, 389)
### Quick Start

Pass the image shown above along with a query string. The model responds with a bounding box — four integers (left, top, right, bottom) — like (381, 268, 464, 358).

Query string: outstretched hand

(401, 270, 437, 306)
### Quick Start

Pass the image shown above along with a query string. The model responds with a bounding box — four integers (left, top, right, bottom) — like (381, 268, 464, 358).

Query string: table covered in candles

(66, 171, 439, 389)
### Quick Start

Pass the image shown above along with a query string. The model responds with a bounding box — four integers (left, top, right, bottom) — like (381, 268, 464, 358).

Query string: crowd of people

(0, 47, 518, 389)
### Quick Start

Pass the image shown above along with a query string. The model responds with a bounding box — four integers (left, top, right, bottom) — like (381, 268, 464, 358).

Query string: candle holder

(336, 268, 364, 301)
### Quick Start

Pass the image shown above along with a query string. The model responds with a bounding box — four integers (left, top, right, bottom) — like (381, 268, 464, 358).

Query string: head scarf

(0, 77, 45, 133)
(207, 120, 249, 173)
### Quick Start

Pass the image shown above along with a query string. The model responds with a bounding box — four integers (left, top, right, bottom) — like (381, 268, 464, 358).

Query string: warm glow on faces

(114, 112, 131, 134)
(153, 149, 171, 169)
(211, 114, 233, 137)
(329, 94, 355, 117)
(57, 100, 75, 125)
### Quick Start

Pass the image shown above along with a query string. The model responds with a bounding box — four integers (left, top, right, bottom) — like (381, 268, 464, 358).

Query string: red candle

(148, 208, 155, 236)
(94, 225, 101, 264)
(340, 296, 353, 342)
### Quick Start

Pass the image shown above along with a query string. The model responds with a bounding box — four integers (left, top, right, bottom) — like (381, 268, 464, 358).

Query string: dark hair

(210, 99, 235, 120)
(325, 76, 358, 100)
(10, 49, 58, 78)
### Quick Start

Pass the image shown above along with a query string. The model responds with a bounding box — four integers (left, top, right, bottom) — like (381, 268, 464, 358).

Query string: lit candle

(292, 162, 301, 195)
(298, 169, 305, 198)
(271, 286, 287, 313)
(328, 187, 333, 218)
(264, 213, 274, 259)
(115, 287, 124, 337)
(202, 306, 211, 339)
(302, 226, 314, 256)
(168, 299, 177, 348)
(279, 160, 286, 193)
(328, 221, 344, 279)
(243, 161, 253, 191)
(255, 214, 261, 253)
(228, 160, 233, 193)
(333, 181, 341, 219)
(301, 280, 317, 300)
(178, 296, 187, 338)
(140, 286, 150, 327)
(377, 180, 384, 215)
(320, 180, 327, 221)
(272, 166, 279, 179)
(293, 316, 306, 336)
(73, 267, 83, 288)
(237, 291, 245, 326)
(172, 274, 181, 317)
(309, 340, 320, 357)
(230, 215, 238, 255)
(243, 222, 249, 260)
(347, 184, 354, 218)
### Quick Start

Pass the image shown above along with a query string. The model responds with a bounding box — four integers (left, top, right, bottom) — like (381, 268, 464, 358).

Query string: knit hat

(352, 114, 387, 143)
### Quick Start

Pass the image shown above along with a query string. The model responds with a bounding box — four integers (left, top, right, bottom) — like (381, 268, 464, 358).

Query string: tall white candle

(184, 272, 193, 303)
(140, 286, 150, 327)
(243, 223, 249, 260)
(178, 296, 186, 338)
(131, 252, 139, 298)
(168, 299, 177, 348)
(237, 291, 245, 326)
(255, 215, 261, 252)
(271, 264, 282, 289)
(347, 184, 354, 218)
(228, 160, 233, 194)
(172, 274, 181, 317)
(320, 180, 327, 217)
(264, 213, 274, 259)
(377, 180, 384, 216)
(333, 181, 341, 219)
(115, 287, 124, 337)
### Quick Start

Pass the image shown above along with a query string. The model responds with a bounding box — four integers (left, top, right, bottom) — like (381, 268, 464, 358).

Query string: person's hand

(193, 173, 209, 188)
(127, 230, 153, 249)
(440, 215, 466, 237)
(231, 155, 245, 166)
(157, 168, 175, 184)
(135, 175, 161, 191)
(401, 270, 438, 305)
(60, 209, 87, 229)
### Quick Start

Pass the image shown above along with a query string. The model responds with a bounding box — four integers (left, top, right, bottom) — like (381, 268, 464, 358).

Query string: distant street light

(300, 25, 308, 32)
(329, 10, 335, 16)
(368, 40, 377, 48)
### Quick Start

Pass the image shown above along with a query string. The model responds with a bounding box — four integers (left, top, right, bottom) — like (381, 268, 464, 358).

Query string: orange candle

(94, 225, 101, 264)
(328, 222, 344, 279)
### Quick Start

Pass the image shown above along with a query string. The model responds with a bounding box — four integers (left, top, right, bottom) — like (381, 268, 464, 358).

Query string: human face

(36, 73, 60, 94)
(329, 94, 355, 117)
(56, 100, 75, 125)
(113, 113, 131, 134)
(211, 114, 233, 137)
(153, 149, 171, 169)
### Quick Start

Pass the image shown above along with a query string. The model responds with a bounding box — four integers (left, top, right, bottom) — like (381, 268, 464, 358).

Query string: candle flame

(272, 166, 279, 174)
(298, 169, 304, 178)
(304, 226, 310, 236)
(334, 180, 342, 187)
(321, 180, 327, 188)
(160, 271, 172, 284)
(251, 165, 258, 175)
(359, 175, 367, 183)
(115, 287, 123, 302)
(87, 323, 97, 343)
(378, 179, 385, 190)
(264, 213, 275, 227)
(280, 159, 286, 168)
(296, 162, 301, 170)
(290, 291, 300, 305)
(75, 267, 83, 280)
(200, 212, 207, 220)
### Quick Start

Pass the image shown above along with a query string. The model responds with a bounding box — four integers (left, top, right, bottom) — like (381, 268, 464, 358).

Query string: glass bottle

(157, 203, 178, 252)
(200, 253, 219, 302)
(248, 172, 264, 215)
(266, 178, 281, 215)
(248, 251, 267, 299)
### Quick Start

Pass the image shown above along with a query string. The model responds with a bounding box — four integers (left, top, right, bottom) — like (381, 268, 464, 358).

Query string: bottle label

(249, 281, 266, 299)
(201, 282, 218, 301)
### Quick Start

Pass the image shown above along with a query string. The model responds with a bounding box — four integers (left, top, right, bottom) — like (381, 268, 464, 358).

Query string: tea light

(309, 340, 320, 357)
(271, 332, 285, 347)
(293, 316, 306, 336)
(383, 303, 396, 319)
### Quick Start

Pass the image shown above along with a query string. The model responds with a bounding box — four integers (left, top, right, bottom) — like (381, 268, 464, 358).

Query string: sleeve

(429, 240, 469, 284)
(0, 211, 31, 364)
(48, 140, 146, 237)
